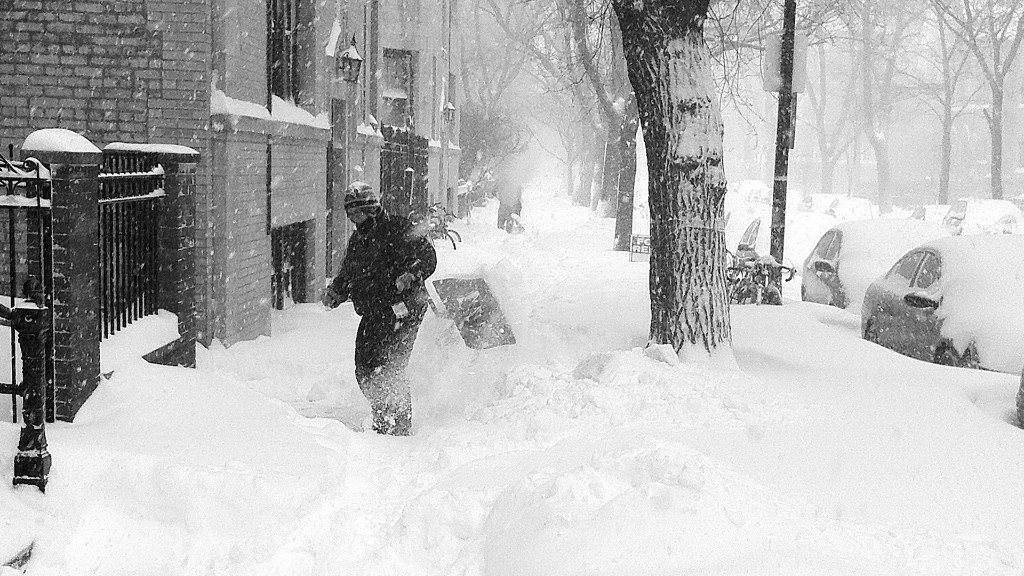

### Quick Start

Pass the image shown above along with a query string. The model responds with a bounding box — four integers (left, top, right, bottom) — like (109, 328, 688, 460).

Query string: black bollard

(12, 302, 51, 492)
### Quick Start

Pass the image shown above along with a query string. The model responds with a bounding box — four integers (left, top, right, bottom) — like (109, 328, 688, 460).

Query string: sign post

(768, 0, 800, 283)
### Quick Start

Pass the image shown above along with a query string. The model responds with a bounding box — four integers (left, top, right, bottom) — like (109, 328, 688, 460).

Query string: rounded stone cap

(105, 142, 200, 163)
(22, 129, 102, 165)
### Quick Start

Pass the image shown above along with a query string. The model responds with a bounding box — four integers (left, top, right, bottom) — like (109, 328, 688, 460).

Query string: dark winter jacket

(330, 211, 437, 316)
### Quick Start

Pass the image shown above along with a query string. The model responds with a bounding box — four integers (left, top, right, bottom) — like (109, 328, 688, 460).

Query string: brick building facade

(209, 0, 462, 344)
(1, 0, 462, 349)
(1, 0, 209, 355)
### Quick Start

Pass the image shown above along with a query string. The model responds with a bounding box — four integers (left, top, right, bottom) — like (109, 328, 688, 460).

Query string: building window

(382, 49, 414, 128)
(269, 0, 305, 103)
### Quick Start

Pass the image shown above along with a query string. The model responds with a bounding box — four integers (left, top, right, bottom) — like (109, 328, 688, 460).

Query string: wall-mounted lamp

(338, 37, 363, 83)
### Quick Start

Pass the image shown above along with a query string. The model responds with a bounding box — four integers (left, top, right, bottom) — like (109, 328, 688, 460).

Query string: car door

(870, 250, 925, 352)
(898, 250, 943, 361)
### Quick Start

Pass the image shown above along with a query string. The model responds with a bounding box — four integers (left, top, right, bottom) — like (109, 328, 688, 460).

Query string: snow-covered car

(908, 204, 951, 224)
(861, 234, 1024, 373)
(801, 219, 949, 311)
(1013, 193, 1024, 213)
(941, 198, 1022, 235)
(801, 193, 879, 221)
(1017, 367, 1024, 426)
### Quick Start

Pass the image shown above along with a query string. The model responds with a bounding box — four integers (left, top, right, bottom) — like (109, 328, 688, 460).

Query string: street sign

(761, 32, 808, 93)
(629, 234, 650, 262)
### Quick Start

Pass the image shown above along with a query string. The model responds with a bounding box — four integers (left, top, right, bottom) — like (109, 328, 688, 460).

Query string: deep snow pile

(1, 183, 1024, 575)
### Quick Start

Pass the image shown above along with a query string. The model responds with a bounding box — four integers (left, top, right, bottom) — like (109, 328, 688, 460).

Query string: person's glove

(321, 286, 346, 309)
(395, 272, 417, 292)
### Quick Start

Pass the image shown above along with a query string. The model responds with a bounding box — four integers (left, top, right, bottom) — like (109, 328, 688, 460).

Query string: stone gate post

(21, 128, 102, 423)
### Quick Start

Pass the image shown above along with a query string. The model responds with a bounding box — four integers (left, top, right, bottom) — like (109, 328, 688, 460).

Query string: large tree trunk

(820, 159, 836, 196)
(613, 99, 640, 251)
(859, 6, 892, 213)
(613, 0, 731, 354)
(865, 131, 892, 211)
(939, 102, 953, 204)
(987, 87, 1004, 200)
(599, 129, 622, 215)
(577, 144, 598, 207)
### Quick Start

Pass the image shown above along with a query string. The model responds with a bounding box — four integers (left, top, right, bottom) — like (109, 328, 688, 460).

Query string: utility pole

(770, 0, 797, 269)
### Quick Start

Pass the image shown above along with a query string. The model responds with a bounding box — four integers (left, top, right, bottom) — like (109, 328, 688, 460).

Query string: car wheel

(933, 340, 980, 369)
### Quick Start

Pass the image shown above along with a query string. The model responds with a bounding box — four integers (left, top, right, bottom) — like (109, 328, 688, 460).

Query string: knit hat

(343, 181, 381, 210)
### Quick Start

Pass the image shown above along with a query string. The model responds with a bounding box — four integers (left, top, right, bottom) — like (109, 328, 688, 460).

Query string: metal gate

(0, 150, 54, 478)
(380, 126, 429, 217)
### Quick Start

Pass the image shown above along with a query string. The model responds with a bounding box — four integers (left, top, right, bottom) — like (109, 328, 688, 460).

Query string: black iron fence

(2, 132, 197, 492)
(0, 151, 53, 491)
(98, 148, 163, 338)
(380, 126, 429, 216)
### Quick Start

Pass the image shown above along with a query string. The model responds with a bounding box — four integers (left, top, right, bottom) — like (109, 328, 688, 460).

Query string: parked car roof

(913, 234, 1024, 374)
(817, 219, 948, 313)
(801, 193, 879, 221)
(942, 198, 1022, 235)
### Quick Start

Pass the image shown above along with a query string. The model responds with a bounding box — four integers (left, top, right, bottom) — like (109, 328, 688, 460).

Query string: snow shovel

(431, 277, 516, 350)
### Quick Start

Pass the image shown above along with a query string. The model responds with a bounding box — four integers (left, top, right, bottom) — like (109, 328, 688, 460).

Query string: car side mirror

(814, 261, 836, 275)
(904, 292, 939, 309)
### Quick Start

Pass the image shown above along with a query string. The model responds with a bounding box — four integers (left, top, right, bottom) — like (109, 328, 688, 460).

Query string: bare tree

(459, 0, 535, 180)
(842, 0, 916, 212)
(930, 0, 1024, 200)
(612, 0, 731, 354)
(899, 5, 982, 203)
(801, 43, 858, 196)
(486, 0, 608, 204)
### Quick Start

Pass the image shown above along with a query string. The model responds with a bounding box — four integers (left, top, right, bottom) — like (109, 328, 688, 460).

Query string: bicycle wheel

(762, 286, 782, 306)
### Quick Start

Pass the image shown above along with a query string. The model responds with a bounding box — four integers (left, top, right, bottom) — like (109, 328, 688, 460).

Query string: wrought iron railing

(0, 149, 53, 491)
(98, 148, 164, 338)
(380, 126, 429, 216)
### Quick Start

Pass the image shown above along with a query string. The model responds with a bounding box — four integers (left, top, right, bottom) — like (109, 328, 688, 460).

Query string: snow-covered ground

(2, 182, 1023, 575)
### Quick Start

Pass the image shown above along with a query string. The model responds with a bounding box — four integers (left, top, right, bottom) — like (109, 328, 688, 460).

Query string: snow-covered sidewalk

(2, 186, 1023, 575)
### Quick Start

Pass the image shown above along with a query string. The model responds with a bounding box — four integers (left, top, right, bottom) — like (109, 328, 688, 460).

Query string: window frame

(381, 48, 415, 128)
(886, 251, 925, 286)
(912, 250, 942, 290)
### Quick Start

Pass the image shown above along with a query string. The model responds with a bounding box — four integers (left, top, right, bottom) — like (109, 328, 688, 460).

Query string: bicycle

(409, 202, 462, 250)
(726, 253, 795, 306)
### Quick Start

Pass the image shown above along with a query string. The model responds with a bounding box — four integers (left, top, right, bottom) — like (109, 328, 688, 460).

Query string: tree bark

(986, 88, 1004, 200)
(613, 98, 639, 251)
(939, 103, 952, 204)
(859, 6, 892, 212)
(612, 0, 731, 354)
(820, 160, 835, 196)
(576, 145, 598, 207)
